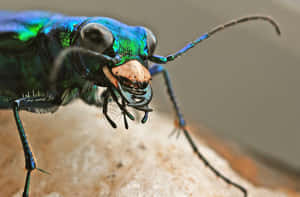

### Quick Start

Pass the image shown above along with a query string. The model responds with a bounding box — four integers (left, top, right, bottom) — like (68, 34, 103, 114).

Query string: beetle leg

(149, 64, 247, 197)
(102, 90, 117, 128)
(149, 64, 185, 135)
(122, 100, 129, 129)
(141, 112, 149, 124)
(12, 97, 51, 197)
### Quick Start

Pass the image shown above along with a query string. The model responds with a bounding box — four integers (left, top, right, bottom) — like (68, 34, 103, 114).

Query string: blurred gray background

(2, 0, 300, 168)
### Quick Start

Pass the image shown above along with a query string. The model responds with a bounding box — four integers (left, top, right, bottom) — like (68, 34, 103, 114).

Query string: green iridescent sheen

(18, 24, 42, 41)
(17, 18, 50, 41)
(0, 12, 152, 102)
(88, 17, 149, 67)
(59, 32, 72, 47)
(0, 12, 157, 197)
(113, 37, 148, 65)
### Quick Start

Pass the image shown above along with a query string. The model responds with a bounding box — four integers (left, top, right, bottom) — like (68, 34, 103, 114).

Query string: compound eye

(80, 23, 114, 53)
(144, 27, 157, 56)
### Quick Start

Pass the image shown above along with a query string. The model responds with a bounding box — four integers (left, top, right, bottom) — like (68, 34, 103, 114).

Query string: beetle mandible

(0, 11, 281, 197)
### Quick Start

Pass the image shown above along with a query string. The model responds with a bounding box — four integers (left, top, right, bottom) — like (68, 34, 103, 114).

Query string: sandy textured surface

(0, 101, 292, 197)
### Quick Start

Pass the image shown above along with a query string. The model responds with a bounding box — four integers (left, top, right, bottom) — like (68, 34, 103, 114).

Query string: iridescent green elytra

(0, 10, 281, 197)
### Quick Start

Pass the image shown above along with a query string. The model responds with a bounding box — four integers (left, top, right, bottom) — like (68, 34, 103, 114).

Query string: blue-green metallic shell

(0, 11, 87, 48)
(0, 11, 150, 108)
(0, 11, 86, 105)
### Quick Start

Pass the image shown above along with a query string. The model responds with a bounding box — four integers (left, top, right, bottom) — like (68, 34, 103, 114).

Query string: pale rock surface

(0, 101, 288, 197)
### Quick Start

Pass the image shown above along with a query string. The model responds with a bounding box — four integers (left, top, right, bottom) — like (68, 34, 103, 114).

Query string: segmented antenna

(150, 15, 281, 63)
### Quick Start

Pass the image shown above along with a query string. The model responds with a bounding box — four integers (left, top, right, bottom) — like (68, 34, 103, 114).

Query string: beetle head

(78, 22, 157, 112)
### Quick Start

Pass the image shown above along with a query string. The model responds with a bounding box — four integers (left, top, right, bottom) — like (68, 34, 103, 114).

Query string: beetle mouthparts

(102, 62, 153, 111)
(117, 81, 152, 109)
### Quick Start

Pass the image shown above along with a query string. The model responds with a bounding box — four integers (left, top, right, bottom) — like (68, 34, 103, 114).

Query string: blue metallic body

(0, 11, 281, 197)
(0, 11, 149, 110)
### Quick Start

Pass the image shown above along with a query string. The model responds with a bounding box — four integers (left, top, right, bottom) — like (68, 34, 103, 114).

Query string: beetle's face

(79, 22, 156, 111)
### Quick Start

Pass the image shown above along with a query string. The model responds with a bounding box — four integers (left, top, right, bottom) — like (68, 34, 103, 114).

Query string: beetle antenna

(50, 46, 117, 91)
(150, 15, 281, 64)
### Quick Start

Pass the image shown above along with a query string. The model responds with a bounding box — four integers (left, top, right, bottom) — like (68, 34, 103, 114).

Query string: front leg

(149, 64, 185, 134)
(149, 64, 247, 197)
(12, 96, 53, 197)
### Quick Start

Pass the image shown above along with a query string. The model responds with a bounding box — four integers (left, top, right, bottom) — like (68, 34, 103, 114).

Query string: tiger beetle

(0, 11, 280, 197)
